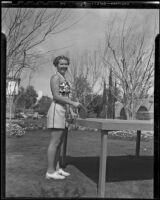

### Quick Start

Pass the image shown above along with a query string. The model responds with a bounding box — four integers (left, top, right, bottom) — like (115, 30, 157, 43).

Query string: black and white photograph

(1, 1, 159, 198)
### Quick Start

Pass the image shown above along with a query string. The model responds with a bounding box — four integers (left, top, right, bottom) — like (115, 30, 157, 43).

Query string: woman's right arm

(50, 75, 80, 108)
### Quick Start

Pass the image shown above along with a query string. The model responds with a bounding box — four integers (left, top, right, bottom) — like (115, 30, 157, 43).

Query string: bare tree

(2, 8, 83, 119)
(2, 8, 84, 85)
(66, 49, 102, 106)
(101, 11, 157, 119)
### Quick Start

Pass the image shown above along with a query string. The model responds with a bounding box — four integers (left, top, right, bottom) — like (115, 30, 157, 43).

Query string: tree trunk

(107, 68, 114, 119)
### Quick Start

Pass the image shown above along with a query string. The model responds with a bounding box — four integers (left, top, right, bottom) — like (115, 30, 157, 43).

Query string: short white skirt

(47, 101, 66, 129)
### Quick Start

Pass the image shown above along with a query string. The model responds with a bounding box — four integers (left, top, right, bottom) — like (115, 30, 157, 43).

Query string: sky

(4, 8, 159, 98)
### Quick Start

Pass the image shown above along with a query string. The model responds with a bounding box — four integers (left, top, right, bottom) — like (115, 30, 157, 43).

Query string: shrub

(6, 122, 26, 137)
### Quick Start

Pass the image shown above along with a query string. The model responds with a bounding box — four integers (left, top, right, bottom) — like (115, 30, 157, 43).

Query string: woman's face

(57, 59, 69, 76)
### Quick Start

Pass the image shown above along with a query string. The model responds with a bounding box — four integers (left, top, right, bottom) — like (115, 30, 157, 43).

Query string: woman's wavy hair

(53, 55, 70, 67)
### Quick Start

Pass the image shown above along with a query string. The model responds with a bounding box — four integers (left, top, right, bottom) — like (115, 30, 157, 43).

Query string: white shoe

(57, 168, 70, 176)
(46, 171, 65, 180)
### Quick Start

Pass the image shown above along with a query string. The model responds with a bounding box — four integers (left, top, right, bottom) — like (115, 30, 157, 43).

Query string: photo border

(1, 1, 159, 199)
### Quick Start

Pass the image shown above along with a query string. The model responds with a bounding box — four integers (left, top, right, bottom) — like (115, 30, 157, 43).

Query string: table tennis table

(62, 118, 153, 197)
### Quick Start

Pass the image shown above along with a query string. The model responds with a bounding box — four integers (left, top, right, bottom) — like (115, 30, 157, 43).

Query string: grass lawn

(6, 129, 153, 198)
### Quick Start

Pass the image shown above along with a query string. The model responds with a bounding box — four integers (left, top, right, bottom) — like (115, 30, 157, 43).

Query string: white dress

(47, 72, 70, 129)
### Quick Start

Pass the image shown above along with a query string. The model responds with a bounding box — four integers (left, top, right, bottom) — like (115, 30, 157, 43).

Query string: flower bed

(6, 122, 26, 137)
(6, 118, 47, 137)
(74, 126, 153, 141)
(6, 118, 153, 141)
(13, 118, 47, 131)
(108, 130, 153, 141)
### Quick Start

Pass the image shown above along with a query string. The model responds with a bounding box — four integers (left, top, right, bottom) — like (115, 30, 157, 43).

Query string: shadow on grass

(66, 155, 153, 183)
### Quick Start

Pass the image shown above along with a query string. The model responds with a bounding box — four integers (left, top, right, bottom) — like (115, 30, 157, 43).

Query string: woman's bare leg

(47, 129, 64, 174)
(55, 131, 65, 170)
(56, 147, 61, 170)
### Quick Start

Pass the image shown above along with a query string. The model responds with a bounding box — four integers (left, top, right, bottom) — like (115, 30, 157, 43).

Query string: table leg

(61, 127, 68, 168)
(136, 130, 141, 157)
(98, 130, 108, 197)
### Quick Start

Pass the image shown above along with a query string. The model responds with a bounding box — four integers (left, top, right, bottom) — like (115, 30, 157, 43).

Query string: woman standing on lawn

(46, 55, 81, 180)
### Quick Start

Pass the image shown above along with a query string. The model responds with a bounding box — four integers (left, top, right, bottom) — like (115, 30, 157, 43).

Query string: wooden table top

(75, 118, 153, 131)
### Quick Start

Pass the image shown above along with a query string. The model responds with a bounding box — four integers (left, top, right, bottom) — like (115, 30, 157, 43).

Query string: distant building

(115, 96, 154, 120)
